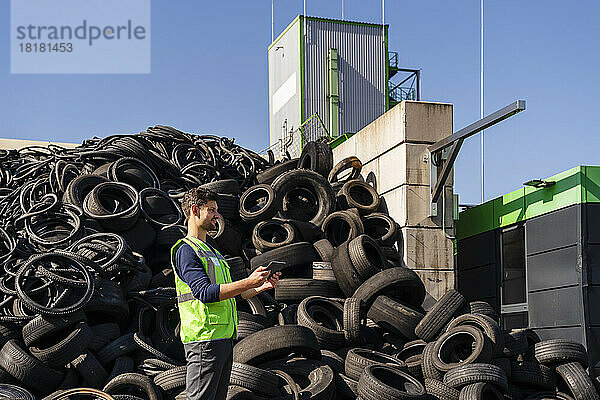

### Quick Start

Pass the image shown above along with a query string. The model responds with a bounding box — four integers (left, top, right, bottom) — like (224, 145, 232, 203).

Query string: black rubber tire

(446, 313, 504, 357)
(347, 234, 387, 281)
(239, 184, 278, 224)
(459, 382, 504, 400)
(556, 362, 599, 400)
(298, 140, 334, 178)
(63, 174, 109, 210)
(226, 385, 255, 400)
(490, 357, 512, 379)
(256, 158, 298, 185)
(97, 333, 139, 366)
(215, 194, 240, 221)
(328, 157, 362, 184)
(352, 267, 425, 309)
(335, 373, 358, 399)
(503, 330, 530, 358)
(271, 169, 335, 227)
(297, 296, 346, 350)
(250, 242, 317, 278)
(233, 325, 321, 366)
(0, 384, 35, 400)
(533, 339, 588, 368)
(230, 363, 279, 397)
(425, 378, 460, 400)
(83, 181, 141, 231)
(314, 239, 335, 262)
(343, 298, 365, 345)
(337, 180, 380, 214)
(200, 179, 241, 195)
(22, 310, 87, 347)
(468, 301, 499, 321)
(0, 340, 64, 393)
(432, 326, 493, 373)
(321, 210, 364, 247)
(330, 241, 364, 297)
(208, 216, 243, 257)
(321, 350, 345, 374)
(153, 366, 186, 391)
(422, 341, 443, 380)
(259, 358, 335, 400)
(274, 279, 343, 302)
(362, 212, 399, 247)
(443, 363, 508, 390)
(109, 356, 134, 381)
(84, 278, 129, 323)
(29, 321, 93, 368)
(509, 361, 555, 389)
(415, 289, 466, 342)
(344, 347, 406, 381)
(397, 339, 427, 361)
(89, 323, 121, 352)
(103, 373, 162, 400)
(72, 351, 109, 389)
(357, 364, 426, 400)
(251, 220, 296, 253)
(367, 295, 424, 340)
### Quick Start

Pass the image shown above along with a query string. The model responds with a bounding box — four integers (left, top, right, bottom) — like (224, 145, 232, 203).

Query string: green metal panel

(456, 199, 495, 240)
(494, 188, 525, 228)
(524, 166, 583, 220)
(583, 166, 600, 203)
(328, 48, 339, 138)
(456, 166, 600, 240)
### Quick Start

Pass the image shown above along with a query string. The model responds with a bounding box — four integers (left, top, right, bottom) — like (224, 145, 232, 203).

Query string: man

(171, 187, 280, 400)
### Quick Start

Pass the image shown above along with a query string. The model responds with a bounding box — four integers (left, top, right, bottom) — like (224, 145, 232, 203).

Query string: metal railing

(388, 51, 399, 69)
(389, 85, 417, 102)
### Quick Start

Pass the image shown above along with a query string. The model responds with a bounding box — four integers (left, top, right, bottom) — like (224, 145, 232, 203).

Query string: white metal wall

(268, 19, 301, 150)
(302, 18, 387, 137)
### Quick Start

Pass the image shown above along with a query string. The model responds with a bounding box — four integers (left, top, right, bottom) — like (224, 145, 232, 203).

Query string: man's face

(191, 200, 220, 231)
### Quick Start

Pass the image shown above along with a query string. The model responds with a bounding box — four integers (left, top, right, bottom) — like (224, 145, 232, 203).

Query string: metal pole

(341, 0, 344, 19)
(480, 0, 485, 203)
(271, 0, 274, 42)
(304, 0, 306, 36)
(382, 0, 385, 40)
(416, 70, 421, 101)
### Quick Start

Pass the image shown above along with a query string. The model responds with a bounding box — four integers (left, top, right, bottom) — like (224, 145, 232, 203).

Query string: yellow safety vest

(170, 236, 237, 343)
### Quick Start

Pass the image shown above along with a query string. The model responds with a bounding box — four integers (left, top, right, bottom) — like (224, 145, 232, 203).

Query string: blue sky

(2, 1, 599, 205)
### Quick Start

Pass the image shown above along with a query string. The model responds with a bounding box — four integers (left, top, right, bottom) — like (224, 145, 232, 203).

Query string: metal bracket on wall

(428, 100, 526, 217)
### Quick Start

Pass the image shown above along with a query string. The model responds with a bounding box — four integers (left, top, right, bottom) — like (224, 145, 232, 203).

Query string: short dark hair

(180, 187, 218, 220)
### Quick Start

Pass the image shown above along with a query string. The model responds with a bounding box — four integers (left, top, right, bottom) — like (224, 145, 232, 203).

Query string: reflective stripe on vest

(171, 236, 238, 343)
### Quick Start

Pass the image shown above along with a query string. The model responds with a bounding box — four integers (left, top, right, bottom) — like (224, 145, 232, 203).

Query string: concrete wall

(333, 100, 455, 300)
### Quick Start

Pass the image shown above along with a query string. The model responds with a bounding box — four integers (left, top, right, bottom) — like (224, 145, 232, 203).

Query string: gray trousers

(184, 338, 233, 400)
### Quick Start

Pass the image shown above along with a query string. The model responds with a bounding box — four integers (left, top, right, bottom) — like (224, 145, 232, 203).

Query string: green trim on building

(268, 15, 301, 51)
(328, 48, 339, 138)
(456, 166, 600, 240)
(299, 15, 305, 149)
(305, 15, 387, 29)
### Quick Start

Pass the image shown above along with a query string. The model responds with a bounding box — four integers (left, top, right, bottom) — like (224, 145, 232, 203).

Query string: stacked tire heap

(0, 129, 595, 400)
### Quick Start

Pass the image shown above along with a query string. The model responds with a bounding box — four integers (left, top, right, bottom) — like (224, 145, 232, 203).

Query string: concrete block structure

(333, 100, 455, 301)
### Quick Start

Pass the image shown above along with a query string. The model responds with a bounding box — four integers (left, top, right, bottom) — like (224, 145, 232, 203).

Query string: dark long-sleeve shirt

(174, 243, 221, 303)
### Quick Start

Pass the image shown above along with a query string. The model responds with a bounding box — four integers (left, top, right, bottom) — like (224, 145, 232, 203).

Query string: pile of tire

(0, 128, 595, 400)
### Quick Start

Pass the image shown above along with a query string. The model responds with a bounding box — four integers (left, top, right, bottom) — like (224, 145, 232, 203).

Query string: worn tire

(251, 220, 296, 253)
(256, 158, 298, 185)
(556, 362, 599, 400)
(367, 295, 424, 340)
(72, 351, 108, 389)
(153, 366, 186, 391)
(446, 313, 504, 357)
(533, 340, 588, 368)
(343, 298, 365, 345)
(239, 184, 278, 224)
(298, 141, 334, 178)
(297, 296, 346, 350)
(103, 373, 162, 400)
(275, 279, 343, 302)
(272, 169, 335, 226)
(415, 289, 466, 342)
(321, 210, 364, 247)
(314, 239, 335, 262)
(352, 267, 425, 309)
(459, 382, 504, 400)
(425, 378, 460, 400)
(347, 234, 387, 281)
(362, 212, 399, 247)
(432, 326, 492, 373)
(233, 325, 320, 366)
(509, 361, 555, 389)
(337, 179, 380, 214)
(357, 364, 426, 400)
(443, 363, 507, 390)
(230, 363, 279, 397)
(344, 347, 406, 381)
